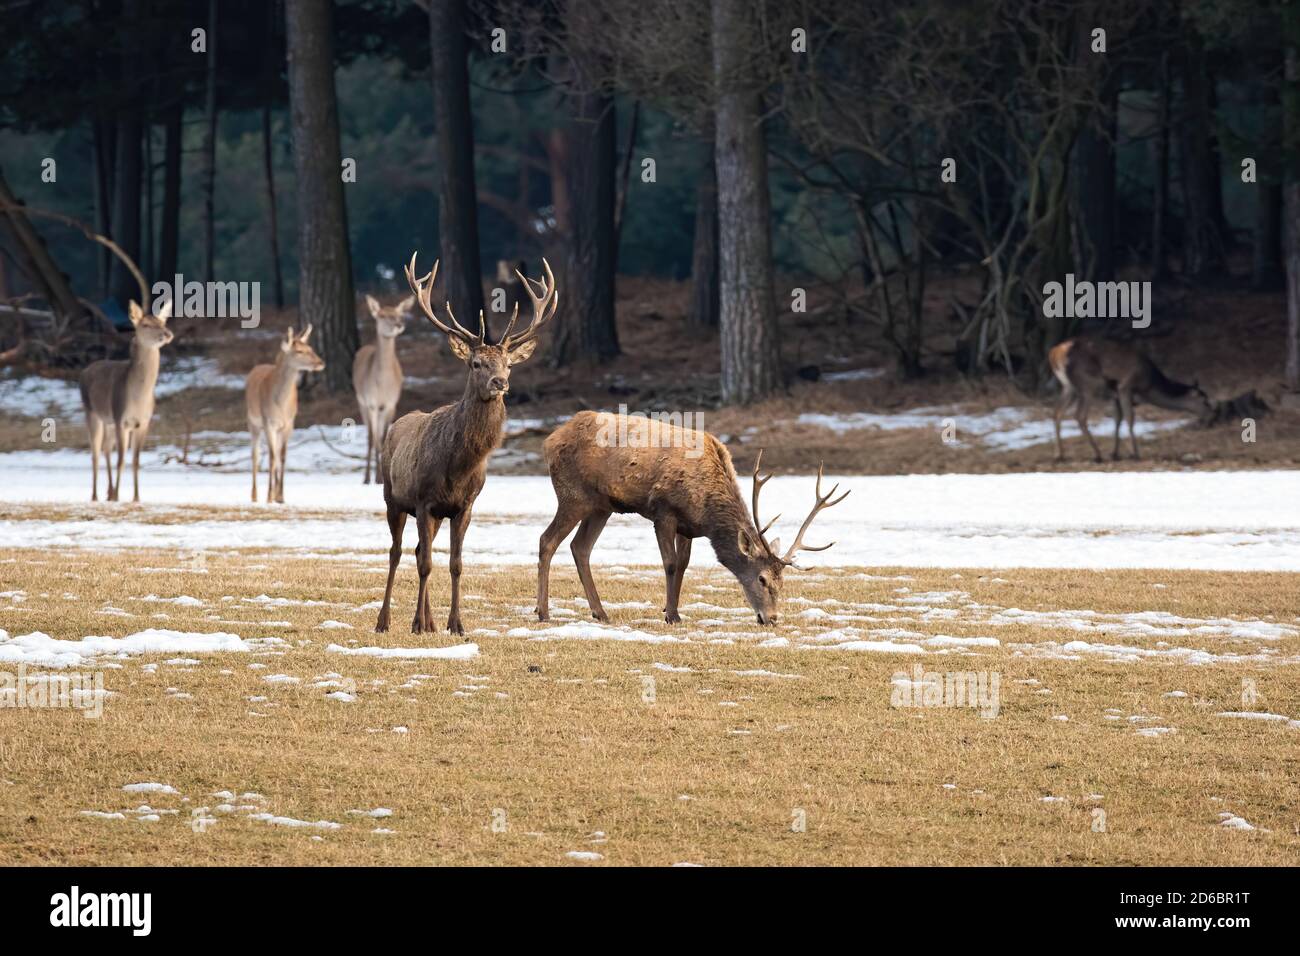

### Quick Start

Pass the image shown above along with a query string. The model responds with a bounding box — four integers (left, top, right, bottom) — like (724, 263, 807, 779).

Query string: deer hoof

(448, 619, 464, 637)
(665, 611, 681, 625)
(375, 611, 390, 633)
(536, 608, 549, 622)
(591, 610, 609, 623)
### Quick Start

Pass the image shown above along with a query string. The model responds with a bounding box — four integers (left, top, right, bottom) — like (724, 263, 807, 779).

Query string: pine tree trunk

(712, 0, 780, 405)
(201, 0, 218, 285)
(1150, 52, 1170, 281)
(1074, 88, 1116, 281)
(1284, 14, 1300, 390)
(93, 117, 116, 297)
(108, 112, 142, 306)
(286, 0, 357, 392)
(157, 101, 182, 283)
(428, 0, 485, 335)
(1180, 36, 1224, 278)
(550, 88, 619, 365)
(689, 135, 719, 329)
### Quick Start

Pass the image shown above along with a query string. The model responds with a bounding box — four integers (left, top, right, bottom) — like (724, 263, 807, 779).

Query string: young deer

(353, 294, 413, 484)
(538, 413, 849, 626)
(245, 326, 325, 503)
(79, 298, 174, 502)
(375, 254, 557, 636)
(1049, 336, 1213, 462)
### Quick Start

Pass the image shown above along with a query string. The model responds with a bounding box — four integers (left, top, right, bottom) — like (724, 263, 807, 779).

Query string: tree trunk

(1074, 88, 1116, 281)
(108, 112, 143, 306)
(1256, 181, 1284, 291)
(1180, 36, 1224, 278)
(263, 102, 285, 310)
(201, 0, 219, 285)
(262, 0, 284, 310)
(689, 135, 719, 329)
(1150, 52, 1170, 281)
(286, 0, 357, 392)
(1285, 12, 1300, 390)
(157, 101, 182, 283)
(93, 118, 115, 297)
(712, 0, 780, 405)
(550, 88, 619, 365)
(428, 0, 485, 335)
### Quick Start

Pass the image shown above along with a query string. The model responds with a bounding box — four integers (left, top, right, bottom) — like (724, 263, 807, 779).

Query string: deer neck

(269, 354, 301, 409)
(706, 493, 764, 573)
(374, 331, 400, 370)
(451, 379, 507, 462)
(125, 337, 163, 394)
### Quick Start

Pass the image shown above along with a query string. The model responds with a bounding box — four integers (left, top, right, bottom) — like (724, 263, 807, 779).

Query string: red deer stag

(353, 294, 413, 484)
(538, 413, 849, 626)
(375, 254, 558, 636)
(1049, 337, 1213, 462)
(79, 298, 174, 502)
(245, 326, 325, 503)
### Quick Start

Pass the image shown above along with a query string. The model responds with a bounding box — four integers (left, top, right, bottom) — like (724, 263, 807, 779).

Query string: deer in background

(353, 293, 413, 484)
(245, 325, 325, 503)
(538, 415, 849, 626)
(79, 298, 174, 502)
(376, 254, 557, 636)
(1049, 336, 1214, 462)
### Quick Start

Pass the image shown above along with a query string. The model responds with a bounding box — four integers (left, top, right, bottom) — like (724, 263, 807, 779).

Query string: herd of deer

(73, 258, 1213, 636)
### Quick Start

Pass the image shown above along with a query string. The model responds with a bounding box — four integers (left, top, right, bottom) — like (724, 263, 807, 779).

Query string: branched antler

(404, 253, 481, 345)
(782, 463, 850, 564)
(499, 258, 558, 350)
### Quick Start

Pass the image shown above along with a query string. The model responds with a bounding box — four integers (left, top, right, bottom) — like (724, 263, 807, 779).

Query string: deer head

(737, 451, 851, 625)
(405, 253, 558, 403)
(129, 299, 174, 349)
(364, 294, 413, 339)
(280, 324, 325, 372)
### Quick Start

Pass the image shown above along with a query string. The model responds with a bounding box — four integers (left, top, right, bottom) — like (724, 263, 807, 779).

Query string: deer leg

(88, 417, 103, 502)
(131, 425, 146, 502)
(1123, 391, 1139, 459)
(1075, 393, 1101, 463)
(265, 428, 281, 505)
(654, 518, 683, 624)
(537, 506, 584, 622)
(1052, 387, 1072, 462)
(276, 433, 289, 503)
(361, 410, 373, 485)
(670, 534, 693, 615)
(446, 507, 473, 637)
(112, 422, 127, 501)
(250, 427, 260, 502)
(1111, 396, 1124, 460)
(104, 428, 116, 500)
(376, 506, 407, 633)
(570, 511, 612, 622)
(411, 508, 439, 634)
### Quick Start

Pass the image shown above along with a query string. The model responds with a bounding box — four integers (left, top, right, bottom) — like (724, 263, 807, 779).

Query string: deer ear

(447, 335, 472, 362)
(507, 339, 537, 366)
(154, 297, 173, 322)
(397, 295, 415, 315)
(281, 327, 294, 351)
(300, 323, 313, 343)
(737, 528, 758, 558)
(365, 294, 381, 316)
(128, 301, 144, 326)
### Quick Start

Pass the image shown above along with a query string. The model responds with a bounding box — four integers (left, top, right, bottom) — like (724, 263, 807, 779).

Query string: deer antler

(781, 462, 850, 565)
(404, 252, 480, 345)
(500, 258, 558, 350)
(750, 450, 782, 554)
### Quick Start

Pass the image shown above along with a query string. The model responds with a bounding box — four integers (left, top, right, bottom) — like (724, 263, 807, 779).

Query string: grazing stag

(245, 326, 325, 503)
(79, 298, 174, 502)
(538, 413, 849, 626)
(353, 293, 413, 484)
(1049, 336, 1213, 462)
(376, 254, 557, 636)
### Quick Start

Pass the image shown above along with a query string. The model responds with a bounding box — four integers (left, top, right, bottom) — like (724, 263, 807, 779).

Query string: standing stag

(79, 298, 174, 502)
(375, 254, 558, 636)
(538, 413, 849, 626)
(245, 325, 325, 503)
(353, 294, 413, 484)
(1049, 337, 1213, 462)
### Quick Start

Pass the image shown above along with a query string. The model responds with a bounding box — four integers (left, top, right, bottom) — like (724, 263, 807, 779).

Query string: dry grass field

(3, 547, 1298, 866)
